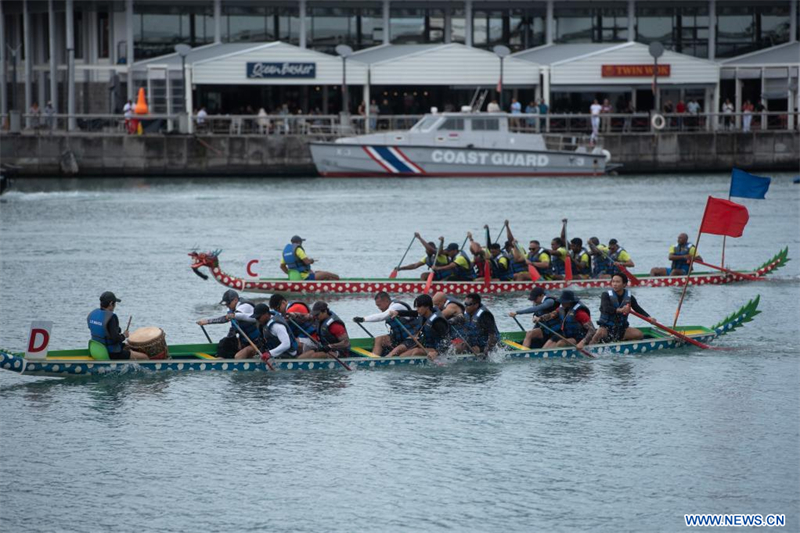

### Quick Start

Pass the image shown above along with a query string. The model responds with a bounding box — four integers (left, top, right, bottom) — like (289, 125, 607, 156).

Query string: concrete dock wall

(2, 132, 797, 177)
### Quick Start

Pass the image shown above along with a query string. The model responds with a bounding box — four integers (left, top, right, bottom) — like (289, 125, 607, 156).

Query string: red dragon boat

(188, 248, 788, 296)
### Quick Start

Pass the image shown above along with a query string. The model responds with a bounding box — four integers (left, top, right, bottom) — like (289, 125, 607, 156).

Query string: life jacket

(443, 296, 466, 313)
(387, 300, 422, 343)
(282, 243, 310, 273)
(263, 314, 299, 357)
(509, 247, 528, 275)
(528, 249, 551, 277)
(597, 289, 631, 330)
(556, 303, 591, 340)
(87, 308, 123, 353)
(570, 248, 591, 274)
(453, 251, 477, 280)
(535, 296, 562, 332)
(425, 253, 452, 281)
(592, 248, 614, 277)
(285, 301, 315, 339)
(550, 248, 568, 276)
(421, 310, 449, 349)
(670, 242, 694, 272)
(461, 305, 499, 349)
(231, 300, 260, 341)
(489, 251, 513, 281)
(317, 311, 348, 348)
(607, 248, 628, 276)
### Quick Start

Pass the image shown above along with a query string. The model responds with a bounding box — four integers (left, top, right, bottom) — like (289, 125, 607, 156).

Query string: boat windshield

(411, 115, 441, 132)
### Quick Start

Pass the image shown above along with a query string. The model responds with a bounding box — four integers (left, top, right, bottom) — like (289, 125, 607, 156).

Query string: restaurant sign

(246, 62, 316, 79)
(601, 64, 671, 77)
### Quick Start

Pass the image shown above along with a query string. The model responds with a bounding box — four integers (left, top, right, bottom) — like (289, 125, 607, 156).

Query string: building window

(222, 4, 300, 44)
(449, 7, 466, 44)
(74, 10, 84, 59)
(716, 2, 791, 58)
(554, 2, 628, 43)
(307, 3, 382, 53)
(390, 7, 446, 44)
(472, 5, 546, 51)
(636, 3, 709, 58)
(133, 2, 214, 60)
(98, 11, 110, 58)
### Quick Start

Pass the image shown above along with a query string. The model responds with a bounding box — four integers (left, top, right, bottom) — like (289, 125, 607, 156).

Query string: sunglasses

(465, 301, 478, 307)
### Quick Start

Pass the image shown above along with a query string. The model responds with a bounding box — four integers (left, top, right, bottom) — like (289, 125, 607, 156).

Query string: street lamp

(335, 44, 353, 115)
(493, 45, 510, 111)
(649, 41, 664, 113)
(174, 44, 191, 115)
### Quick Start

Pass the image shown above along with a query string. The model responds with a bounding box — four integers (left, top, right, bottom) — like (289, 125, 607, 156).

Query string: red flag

(700, 197, 750, 237)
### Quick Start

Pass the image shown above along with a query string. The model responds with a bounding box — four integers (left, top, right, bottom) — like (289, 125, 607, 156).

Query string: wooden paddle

(199, 324, 213, 343)
(125, 316, 132, 335)
(493, 221, 508, 244)
(533, 315, 596, 358)
(595, 245, 640, 286)
(287, 316, 352, 371)
(353, 320, 375, 338)
(691, 259, 761, 282)
(390, 235, 416, 279)
(628, 309, 714, 350)
(232, 320, 275, 371)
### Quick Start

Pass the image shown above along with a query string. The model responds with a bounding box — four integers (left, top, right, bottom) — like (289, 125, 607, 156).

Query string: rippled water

(1, 174, 799, 533)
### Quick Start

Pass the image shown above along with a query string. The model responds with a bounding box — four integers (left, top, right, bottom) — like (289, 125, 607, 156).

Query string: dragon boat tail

(0, 296, 760, 377)
(188, 248, 788, 296)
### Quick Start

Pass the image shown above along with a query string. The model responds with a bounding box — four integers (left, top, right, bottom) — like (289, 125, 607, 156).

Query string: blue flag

(729, 168, 771, 199)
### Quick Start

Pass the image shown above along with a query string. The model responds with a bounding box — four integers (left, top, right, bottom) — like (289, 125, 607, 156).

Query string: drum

(128, 327, 169, 360)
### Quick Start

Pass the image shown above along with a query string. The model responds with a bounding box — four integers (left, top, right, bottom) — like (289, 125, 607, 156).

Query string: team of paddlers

(279, 221, 701, 283)
(90, 268, 651, 362)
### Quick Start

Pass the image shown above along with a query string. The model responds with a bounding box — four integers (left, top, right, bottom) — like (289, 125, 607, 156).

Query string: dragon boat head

(189, 250, 220, 280)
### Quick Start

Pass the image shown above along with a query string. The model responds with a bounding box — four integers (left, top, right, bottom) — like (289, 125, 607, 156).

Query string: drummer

(87, 291, 148, 360)
(196, 289, 261, 359)
(280, 235, 340, 281)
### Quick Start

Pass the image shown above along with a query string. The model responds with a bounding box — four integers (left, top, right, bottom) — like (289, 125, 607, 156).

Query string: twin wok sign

(246, 62, 316, 79)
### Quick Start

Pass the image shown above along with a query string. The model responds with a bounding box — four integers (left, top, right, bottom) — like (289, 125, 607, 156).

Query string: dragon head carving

(189, 250, 220, 280)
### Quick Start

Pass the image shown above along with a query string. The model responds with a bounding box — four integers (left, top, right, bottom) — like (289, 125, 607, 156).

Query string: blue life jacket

(462, 305, 499, 350)
(231, 300, 260, 341)
(263, 314, 299, 357)
(317, 311, 348, 347)
(607, 248, 628, 276)
(87, 308, 123, 353)
(508, 247, 528, 275)
(556, 303, 592, 340)
(535, 296, 562, 332)
(592, 250, 614, 277)
(570, 248, 591, 275)
(452, 251, 477, 280)
(284, 301, 315, 338)
(528, 249, 551, 277)
(425, 253, 453, 281)
(490, 252, 513, 281)
(598, 289, 631, 330)
(282, 243, 310, 273)
(387, 301, 422, 343)
(670, 242, 694, 272)
(421, 310, 450, 349)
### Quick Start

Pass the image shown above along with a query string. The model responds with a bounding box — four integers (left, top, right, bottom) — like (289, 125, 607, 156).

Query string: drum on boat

(127, 327, 169, 359)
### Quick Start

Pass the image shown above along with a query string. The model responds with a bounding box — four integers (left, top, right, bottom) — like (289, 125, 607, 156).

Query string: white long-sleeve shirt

(266, 321, 294, 357)
(363, 301, 410, 322)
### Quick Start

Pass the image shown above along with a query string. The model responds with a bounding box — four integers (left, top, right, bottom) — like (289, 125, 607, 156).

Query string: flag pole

(721, 189, 731, 268)
(673, 196, 710, 327)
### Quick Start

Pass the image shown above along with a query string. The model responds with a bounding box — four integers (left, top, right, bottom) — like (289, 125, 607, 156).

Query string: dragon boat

(0, 297, 759, 377)
(189, 249, 788, 296)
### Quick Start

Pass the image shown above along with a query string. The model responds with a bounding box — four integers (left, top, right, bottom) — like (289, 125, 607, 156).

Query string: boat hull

(309, 143, 608, 177)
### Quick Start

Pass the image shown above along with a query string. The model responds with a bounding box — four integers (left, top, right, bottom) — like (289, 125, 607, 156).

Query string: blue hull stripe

(373, 146, 413, 173)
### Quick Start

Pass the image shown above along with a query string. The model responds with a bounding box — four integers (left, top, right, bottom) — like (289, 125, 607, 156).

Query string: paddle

(511, 315, 527, 332)
(459, 234, 469, 251)
(628, 310, 714, 350)
(534, 318, 597, 359)
(232, 320, 275, 371)
(287, 316, 352, 371)
(424, 237, 444, 295)
(353, 320, 375, 338)
(561, 219, 573, 282)
(125, 316, 132, 333)
(448, 324, 480, 357)
(493, 221, 508, 244)
(390, 235, 416, 279)
(200, 324, 213, 343)
(518, 243, 542, 282)
(692, 259, 761, 282)
(594, 244, 640, 286)
(392, 318, 437, 362)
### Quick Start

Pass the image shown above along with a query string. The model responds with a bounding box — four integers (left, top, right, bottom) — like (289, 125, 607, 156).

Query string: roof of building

(349, 44, 444, 65)
(133, 42, 261, 69)
(720, 42, 800, 66)
(512, 43, 623, 65)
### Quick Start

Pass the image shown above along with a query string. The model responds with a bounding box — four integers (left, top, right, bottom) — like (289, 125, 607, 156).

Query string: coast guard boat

(309, 111, 613, 177)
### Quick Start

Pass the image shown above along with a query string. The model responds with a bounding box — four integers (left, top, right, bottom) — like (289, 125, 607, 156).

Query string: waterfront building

(1, 0, 797, 120)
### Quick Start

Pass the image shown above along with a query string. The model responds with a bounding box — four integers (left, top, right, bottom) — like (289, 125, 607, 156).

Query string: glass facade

(636, 2, 709, 58)
(716, 2, 792, 58)
(222, 4, 300, 44)
(98, 11, 110, 58)
(133, 2, 214, 59)
(472, 4, 546, 51)
(390, 6, 446, 44)
(306, 3, 382, 53)
(554, 2, 628, 43)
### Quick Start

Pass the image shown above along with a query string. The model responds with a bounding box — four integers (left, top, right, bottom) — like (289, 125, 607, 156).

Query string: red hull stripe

(320, 171, 606, 178)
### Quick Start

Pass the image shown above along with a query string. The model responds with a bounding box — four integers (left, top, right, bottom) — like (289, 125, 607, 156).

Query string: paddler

(395, 233, 451, 280)
(196, 289, 261, 359)
(591, 273, 649, 343)
(280, 235, 339, 281)
(590, 238, 634, 279)
(387, 294, 452, 358)
(649, 233, 703, 276)
(547, 237, 570, 280)
(432, 292, 466, 319)
(87, 291, 148, 360)
(537, 290, 596, 349)
(568, 238, 592, 279)
(269, 293, 317, 351)
(353, 291, 420, 357)
(503, 221, 532, 279)
(248, 303, 300, 361)
(432, 242, 477, 281)
(449, 293, 499, 356)
(508, 287, 560, 348)
(291, 301, 350, 359)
